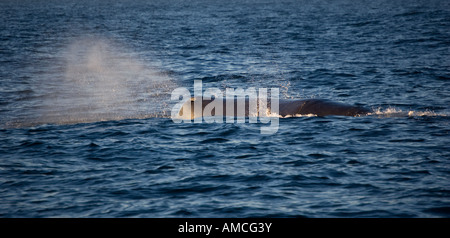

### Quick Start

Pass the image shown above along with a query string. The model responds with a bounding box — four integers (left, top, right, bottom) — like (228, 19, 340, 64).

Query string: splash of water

(10, 37, 178, 127)
(279, 107, 447, 118)
(369, 107, 447, 118)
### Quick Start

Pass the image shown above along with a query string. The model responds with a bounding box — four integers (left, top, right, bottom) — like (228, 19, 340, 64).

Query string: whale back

(284, 99, 372, 117)
(176, 97, 371, 119)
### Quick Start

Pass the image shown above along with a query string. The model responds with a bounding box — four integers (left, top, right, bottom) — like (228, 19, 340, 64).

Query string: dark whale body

(278, 99, 372, 117)
(177, 97, 372, 119)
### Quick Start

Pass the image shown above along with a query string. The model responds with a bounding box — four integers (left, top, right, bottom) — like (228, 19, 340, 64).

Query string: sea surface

(0, 0, 449, 217)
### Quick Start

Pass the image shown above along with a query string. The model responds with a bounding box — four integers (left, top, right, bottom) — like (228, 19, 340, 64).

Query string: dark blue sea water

(1, 0, 449, 217)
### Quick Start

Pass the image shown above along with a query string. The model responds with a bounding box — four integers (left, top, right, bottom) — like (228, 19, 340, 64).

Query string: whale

(175, 97, 372, 120)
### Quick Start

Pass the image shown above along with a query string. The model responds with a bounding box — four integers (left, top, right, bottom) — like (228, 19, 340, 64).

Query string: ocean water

(0, 0, 449, 217)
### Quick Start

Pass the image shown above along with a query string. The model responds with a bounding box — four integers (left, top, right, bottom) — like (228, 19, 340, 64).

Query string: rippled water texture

(0, 0, 449, 217)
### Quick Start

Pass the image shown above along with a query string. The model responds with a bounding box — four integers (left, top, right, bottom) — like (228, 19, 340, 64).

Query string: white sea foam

(369, 107, 447, 118)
